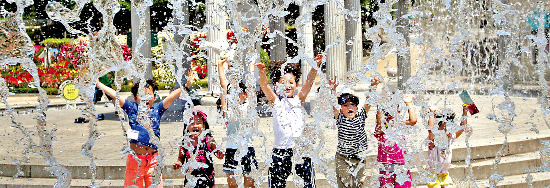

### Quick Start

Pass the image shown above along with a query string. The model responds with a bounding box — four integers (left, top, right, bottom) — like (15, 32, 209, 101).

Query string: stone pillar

(396, 0, 410, 90)
(325, 0, 346, 79)
(172, 1, 189, 89)
(131, 5, 152, 81)
(345, 0, 362, 72)
(299, 5, 314, 85)
(206, 0, 226, 94)
(269, 0, 287, 62)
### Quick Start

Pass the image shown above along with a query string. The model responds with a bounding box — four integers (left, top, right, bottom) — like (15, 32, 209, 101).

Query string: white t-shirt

(226, 101, 252, 149)
(272, 97, 305, 149)
(427, 133, 456, 174)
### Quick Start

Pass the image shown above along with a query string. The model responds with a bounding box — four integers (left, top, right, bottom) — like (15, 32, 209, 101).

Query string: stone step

(414, 171, 550, 188)
(448, 150, 542, 181)
(0, 150, 543, 187)
(2, 134, 547, 180)
(475, 171, 550, 188)
(0, 175, 332, 188)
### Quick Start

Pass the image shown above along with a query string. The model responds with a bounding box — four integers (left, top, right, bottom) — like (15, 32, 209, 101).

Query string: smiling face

(187, 114, 206, 140)
(341, 101, 359, 119)
(238, 92, 248, 103)
(276, 73, 298, 97)
(134, 86, 156, 108)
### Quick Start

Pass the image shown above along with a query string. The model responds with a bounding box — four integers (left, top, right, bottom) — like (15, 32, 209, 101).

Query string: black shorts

(268, 148, 316, 188)
(223, 147, 258, 174)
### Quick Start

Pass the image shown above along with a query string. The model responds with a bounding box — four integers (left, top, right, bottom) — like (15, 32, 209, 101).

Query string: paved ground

(0, 92, 548, 167)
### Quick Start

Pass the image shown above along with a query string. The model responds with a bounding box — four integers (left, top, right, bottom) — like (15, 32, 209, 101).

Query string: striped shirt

(336, 108, 368, 155)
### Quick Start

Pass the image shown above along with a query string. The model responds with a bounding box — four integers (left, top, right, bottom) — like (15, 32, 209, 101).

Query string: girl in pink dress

(375, 95, 417, 188)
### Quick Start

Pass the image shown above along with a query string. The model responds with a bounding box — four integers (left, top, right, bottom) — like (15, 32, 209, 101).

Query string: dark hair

(131, 80, 158, 97)
(269, 60, 301, 84)
(184, 111, 210, 133)
(338, 93, 359, 105)
(382, 104, 401, 117)
(216, 98, 222, 113)
(435, 111, 456, 126)
(227, 82, 247, 94)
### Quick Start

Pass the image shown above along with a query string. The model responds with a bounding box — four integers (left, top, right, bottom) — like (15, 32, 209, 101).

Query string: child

(173, 110, 224, 188)
(375, 95, 417, 188)
(217, 57, 258, 188)
(426, 105, 468, 188)
(330, 76, 379, 188)
(95, 71, 193, 188)
(256, 55, 324, 188)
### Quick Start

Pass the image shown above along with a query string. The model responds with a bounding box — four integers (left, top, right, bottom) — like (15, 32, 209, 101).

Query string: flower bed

(1, 29, 255, 94)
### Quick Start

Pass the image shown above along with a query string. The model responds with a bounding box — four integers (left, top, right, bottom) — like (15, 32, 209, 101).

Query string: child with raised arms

(217, 57, 258, 188)
(375, 94, 417, 188)
(329, 76, 379, 188)
(95, 70, 194, 188)
(256, 54, 324, 188)
(426, 105, 468, 188)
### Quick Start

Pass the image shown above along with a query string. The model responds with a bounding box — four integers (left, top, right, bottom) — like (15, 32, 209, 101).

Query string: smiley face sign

(59, 80, 79, 101)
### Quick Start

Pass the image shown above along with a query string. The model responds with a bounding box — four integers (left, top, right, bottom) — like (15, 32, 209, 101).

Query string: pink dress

(375, 123, 412, 188)
(375, 131, 406, 165)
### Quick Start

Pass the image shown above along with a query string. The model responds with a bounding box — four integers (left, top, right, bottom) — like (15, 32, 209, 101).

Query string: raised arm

(454, 104, 469, 138)
(96, 79, 125, 107)
(163, 70, 194, 109)
(363, 77, 380, 112)
(329, 76, 339, 118)
(218, 57, 229, 93)
(403, 95, 417, 126)
(217, 57, 229, 109)
(427, 108, 436, 150)
(299, 54, 325, 103)
(256, 62, 277, 103)
(375, 108, 384, 134)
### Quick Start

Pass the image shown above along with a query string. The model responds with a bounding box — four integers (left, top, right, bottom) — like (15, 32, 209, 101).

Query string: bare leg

(227, 173, 237, 188)
(244, 175, 255, 188)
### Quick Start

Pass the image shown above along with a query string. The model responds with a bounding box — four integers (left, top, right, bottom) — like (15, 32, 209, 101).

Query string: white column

(269, 0, 287, 62)
(131, 5, 152, 81)
(396, 0, 410, 89)
(325, 0, 346, 79)
(345, 0, 362, 72)
(299, 5, 314, 85)
(206, 0, 227, 94)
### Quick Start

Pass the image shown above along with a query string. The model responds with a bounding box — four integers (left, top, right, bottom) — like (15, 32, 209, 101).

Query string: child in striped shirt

(330, 76, 379, 188)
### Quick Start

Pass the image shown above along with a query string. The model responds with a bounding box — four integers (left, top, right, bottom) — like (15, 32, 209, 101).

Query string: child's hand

(218, 57, 228, 65)
(329, 76, 338, 91)
(185, 69, 194, 87)
(403, 94, 413, 104)
(370, 77, 380, 86)
(214, 150, 225, 159)
(462, 104, 468, 114)
(255, 63, 267, 73)
(173, 161, 182, 170)
(314, 54, 326, 67)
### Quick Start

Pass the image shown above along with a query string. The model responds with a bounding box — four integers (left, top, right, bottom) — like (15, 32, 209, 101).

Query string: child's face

(188, 115, 205, 139)
(276, 73, 298, 97)
(238, 92, 248, 103)
(340, 101, 359, 119)
(438, 122, 447, 130)
(134, 86, 156, 108)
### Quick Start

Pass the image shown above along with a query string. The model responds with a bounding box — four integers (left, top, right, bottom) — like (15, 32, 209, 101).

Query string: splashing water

(0, 0, 550, 187)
